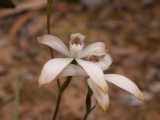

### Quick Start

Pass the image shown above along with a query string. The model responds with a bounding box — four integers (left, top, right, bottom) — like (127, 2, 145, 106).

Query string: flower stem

(83, 86, 96, 120)
(47, 0, 53, 34)
(46, 1, 72, 120)
(52, 77, 72, 120)
(47, 0, 54, 57)
(83, 105, 96, 120)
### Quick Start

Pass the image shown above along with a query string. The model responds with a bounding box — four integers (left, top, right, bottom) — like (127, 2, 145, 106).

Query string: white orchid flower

(38, 33, 112, 93)
(38, 33, 143, 111)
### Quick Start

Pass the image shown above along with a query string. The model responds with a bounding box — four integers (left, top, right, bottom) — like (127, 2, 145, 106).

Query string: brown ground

(0, 0, 160, 120)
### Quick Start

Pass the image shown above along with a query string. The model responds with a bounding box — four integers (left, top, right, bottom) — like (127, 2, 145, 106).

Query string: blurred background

(0, 0, 160, 120)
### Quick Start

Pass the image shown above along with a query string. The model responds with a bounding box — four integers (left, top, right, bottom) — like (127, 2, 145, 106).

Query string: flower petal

(95, 54, 112, 71)
(39, 58, 73, 85)
(38, 34, 70, 56)
(76, 59, 108, 92)
(78, 42, 106, 58)
(87, 78, 109, 111)
(60, 64, 87, 77)
(105, 74, 144, 101)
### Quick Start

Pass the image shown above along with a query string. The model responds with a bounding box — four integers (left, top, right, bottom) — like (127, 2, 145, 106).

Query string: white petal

(39, 58, 73, 85)
(87, 78, 109, 111)
(76, 59, 108, 92)
(60, 64, 87, 77)
(105, 74, 144, 101)
(78, 42, 106, 58)
(38, 34, 70, 56)
(95, 54, 112, 71)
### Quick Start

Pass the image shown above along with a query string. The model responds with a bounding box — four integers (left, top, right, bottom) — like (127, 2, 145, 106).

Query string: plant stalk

(47, 0, 53, 34)
(46, 1, 72, 120)
(52, 77, 72, 120)
(83, 86, 96, 120)
(47, 0, 54, 57)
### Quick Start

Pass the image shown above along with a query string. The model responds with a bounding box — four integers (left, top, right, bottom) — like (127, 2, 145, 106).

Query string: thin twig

(52, 77, 72, 120)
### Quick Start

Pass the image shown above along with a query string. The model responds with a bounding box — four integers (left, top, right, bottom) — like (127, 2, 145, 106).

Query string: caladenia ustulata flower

(38, 33, 144, 111)
(38, 33, 110, 92)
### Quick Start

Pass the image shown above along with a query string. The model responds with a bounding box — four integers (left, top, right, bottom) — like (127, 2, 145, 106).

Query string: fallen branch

(0, 0, 46, 18)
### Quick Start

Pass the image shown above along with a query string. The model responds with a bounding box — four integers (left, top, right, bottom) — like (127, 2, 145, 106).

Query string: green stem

(83, 86, 96, 120)
(52, 77, 72, 120)
(14, 79, 21, 120)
